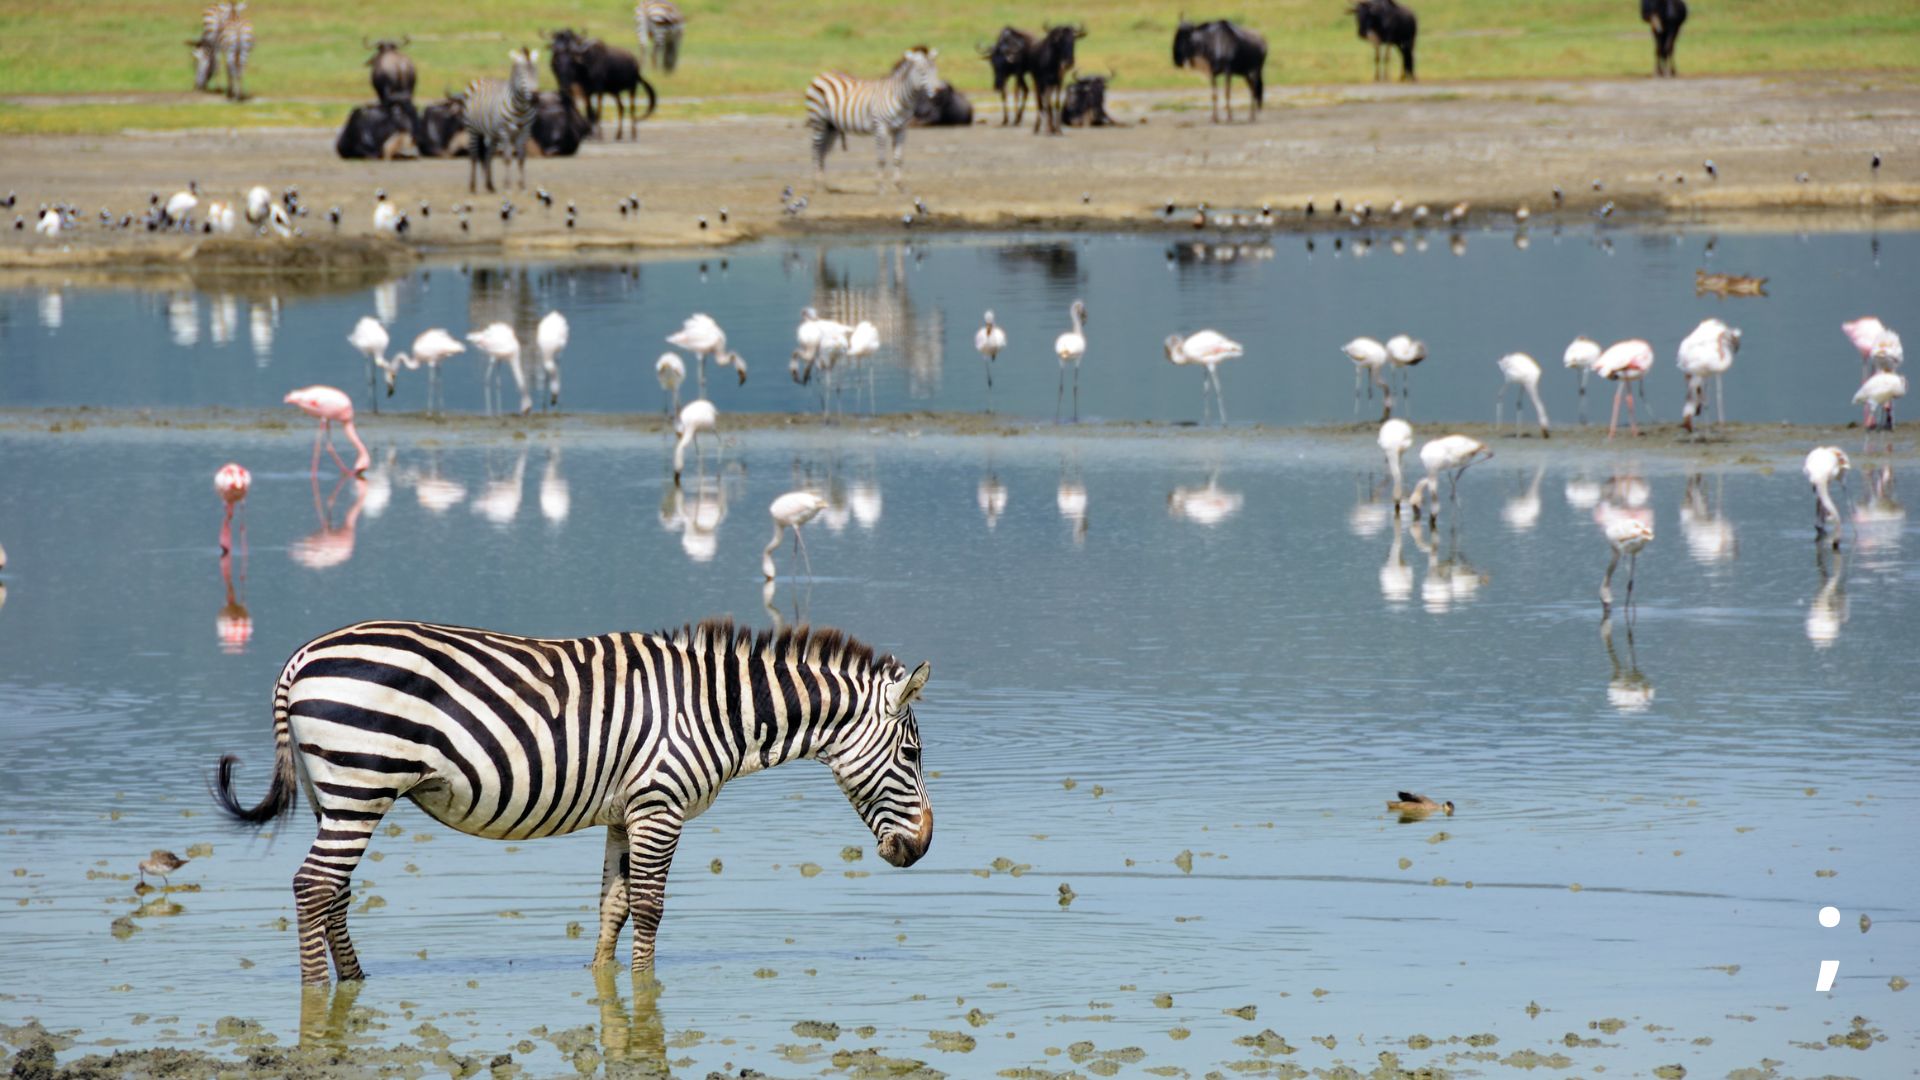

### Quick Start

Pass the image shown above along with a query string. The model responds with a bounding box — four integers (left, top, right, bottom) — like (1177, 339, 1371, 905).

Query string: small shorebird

(1386, 792, 1454, 817)
(138, 849, 190, 889)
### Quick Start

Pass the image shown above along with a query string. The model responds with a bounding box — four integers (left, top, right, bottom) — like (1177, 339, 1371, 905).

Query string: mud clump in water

(927, 1030, 976, 1053)
(793, 1021, 841, 1041)
(1174, 850, 1194, 875)
(1234, 1029, 1297, 1056)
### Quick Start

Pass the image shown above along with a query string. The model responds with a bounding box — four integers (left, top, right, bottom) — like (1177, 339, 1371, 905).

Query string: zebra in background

(806, 46, 941, 193)
(634, 1, 685, 74)
(214, 618, 934, 982)
(188, 1, 253, 101)
(464, 49, 541, 193)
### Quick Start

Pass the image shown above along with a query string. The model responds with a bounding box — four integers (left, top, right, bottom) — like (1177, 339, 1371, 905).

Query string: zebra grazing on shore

(214, 619, 934, 983)
(806, 46, 942, 193)
(189, 1, 253, 101)
(465, 49, 541, 193)
(635, 1, 685, 73)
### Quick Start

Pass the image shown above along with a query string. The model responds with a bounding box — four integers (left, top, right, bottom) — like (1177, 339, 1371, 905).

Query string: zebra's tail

(213, 652, 301, 824)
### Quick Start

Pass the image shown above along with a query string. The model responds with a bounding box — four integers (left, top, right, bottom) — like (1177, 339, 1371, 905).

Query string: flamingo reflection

(1600, 615, 1655, 713)
(1408, 516, 1489, 614)
(1168, 472, 1244, 527)
(1853, 464, 1902, 555)
(977, 470, 1009, 531)
(472, 449, 528, 526)
(291, 473, 368, 570)
(1806, 546, 1847, 650)
(1679, 473, 1737, 564)
(217, 546, 252, 654)
(1379, 515, 1413, 607)
(1501, 465, 1544, 533)
(540, 447, 571, 525)
(38, 290, 62, 330)
(1057, 460, 1088, 546)
(409, 454, 467, 514)
(167, 294, 198, 347)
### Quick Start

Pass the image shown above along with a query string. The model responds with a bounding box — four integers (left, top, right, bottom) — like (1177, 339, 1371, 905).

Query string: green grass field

(1, 0, 1915, 133)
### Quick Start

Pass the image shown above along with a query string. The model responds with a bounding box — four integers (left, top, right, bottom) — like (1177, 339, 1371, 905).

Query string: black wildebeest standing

(365, 37, 417, 107)
(1061, 73, 1118, 127)
(1351, 0, 1417, 81)
(1028, 24, 1087, 135)
(414, 96, 468, 157)
(548, 28, 656, 140)
(336, 102, 418, 159)
(1172, 18, 1266, 123)
(978, 26, 1035, 126)
(1642, 0, 1687, 77)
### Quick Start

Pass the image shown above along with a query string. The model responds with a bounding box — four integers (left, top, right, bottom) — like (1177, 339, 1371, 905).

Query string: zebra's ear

(891, 662, 931, 712)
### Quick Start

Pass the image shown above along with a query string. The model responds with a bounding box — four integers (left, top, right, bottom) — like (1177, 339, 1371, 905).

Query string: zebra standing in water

(464, 49, 541, 194)
(188, 1, 253, 101)
(634, 1, 685, 74)
(214, 619, 934, 983)
(806, 46, 941, 193)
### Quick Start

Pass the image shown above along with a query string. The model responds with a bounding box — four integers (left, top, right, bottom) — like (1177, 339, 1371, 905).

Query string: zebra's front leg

(624, 806, 685, 974)
(874, 128, 892, 195)
(592, 825, 631, 966)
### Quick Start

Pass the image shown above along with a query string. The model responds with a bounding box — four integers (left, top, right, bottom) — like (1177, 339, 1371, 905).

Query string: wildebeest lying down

(213, 619, 934, 982)
(336, 101, 420, 159)
(1061, 74, 1117, 127)
(407, 93, 591, 159)
(913, 81, 974, 126)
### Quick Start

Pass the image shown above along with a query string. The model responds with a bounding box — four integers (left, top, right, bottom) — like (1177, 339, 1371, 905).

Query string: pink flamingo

(1843, 317, 1903, 424)
(1593, 340, 1655, 439)
(283, 385, 370, 476)
(214, 462, 251, 555)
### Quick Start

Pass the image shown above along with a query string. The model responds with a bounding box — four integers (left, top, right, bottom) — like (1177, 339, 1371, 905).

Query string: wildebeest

(1351, 0, 1416, 81)
(414, 96, 469, 157)
(978, 26, 1035, 126)
(365, 37, 417, 106)
(1642, 0, 1687, 77)
(525, 91, 595, 156)
(1061, 74, 1117, 127)
(1172, 18, 1266, 123)
(336, 102, 419, 160)
(913, 81, 974, 127)
(1027, 24, 1086, 135)
(549, 29, 656, 140)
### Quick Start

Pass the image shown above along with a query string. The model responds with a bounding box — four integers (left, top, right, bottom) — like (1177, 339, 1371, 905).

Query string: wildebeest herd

(184, 2, 1689, 190)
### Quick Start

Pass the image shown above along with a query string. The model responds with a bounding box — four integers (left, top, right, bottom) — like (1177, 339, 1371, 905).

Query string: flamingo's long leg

(794, 526, 815, 581)
(1626, 387, 1640, 437)
(1212, 368, 1228, 425)
(1607, 384, 1624, 440)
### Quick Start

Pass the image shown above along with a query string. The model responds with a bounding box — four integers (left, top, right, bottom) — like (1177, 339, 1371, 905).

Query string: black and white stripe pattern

(214, 619, 933, 983)
(191, 2, 252, 100)
(805, 46, 941, 192)
(464, 48, 541, 193)
(634, 1, 685, 73)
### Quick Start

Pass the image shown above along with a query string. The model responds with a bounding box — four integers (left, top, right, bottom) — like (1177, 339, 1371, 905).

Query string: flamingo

(655, 352, 686, 416)
(393, 328, 466, 412)
(1055, 299, 1087, 423)
(1854, 371, 1906, 433)
(34, 208, 61, 237)
(205, 200, 238, 233)
(372, 192, 403, 234)
(1405, 435, 1492, 522)
(1593, 339, 1654, 439)
(1598, 508, 1654, 615)
(1164, 329, 1243, 424)
(466, 322, 526, 414)
(975, 310, 1006, 392)
(163, 182, 199, 230)
(1843, 317, 1902, 379)
(846, 320, 880, 411)
(1564, 336, 1602, 407)
(348, 316, 395, 399)
(1386, 334, 1426, 398)
(1379, 418, 1414, 510)
(536, 310, 569, 409)
(214, 462, 251, 555)
(1804, 446, 1851, 549)
(672, 399, 717, 485)
(1494, 352, 1550, 438)
(763, 491, 829, 580)
(667, 313, 746, 392)
(1343, 337, 1392, 419)
(1676, 318, 1740, 433)
(284, 385, 370, 476)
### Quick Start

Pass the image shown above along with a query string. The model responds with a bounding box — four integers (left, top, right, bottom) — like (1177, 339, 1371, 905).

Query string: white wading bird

(1593, 339, 1655, 439)
(1055, 300, 1087, 423)
(1495, 352, 1550, 438)
(1405, 435, 1492, 523)
(1804, 445, 1850, 550)
(763, 491, 829, 580)
(1676, 318, 1739, 434)
(1164, 329, 1244, 424)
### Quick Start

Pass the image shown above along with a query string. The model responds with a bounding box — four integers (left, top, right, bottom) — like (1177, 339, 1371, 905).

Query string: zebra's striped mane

(676, 618, 897, 678)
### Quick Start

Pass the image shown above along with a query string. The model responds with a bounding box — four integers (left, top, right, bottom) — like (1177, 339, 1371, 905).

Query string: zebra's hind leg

(623, 806, 685, 974)
(874, 128, 892, 195)
(292, 810, 384, 982)
(592, 825, 631, 966)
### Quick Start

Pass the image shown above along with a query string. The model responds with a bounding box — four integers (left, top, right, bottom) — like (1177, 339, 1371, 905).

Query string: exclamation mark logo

(1816, 906, 1841, 992)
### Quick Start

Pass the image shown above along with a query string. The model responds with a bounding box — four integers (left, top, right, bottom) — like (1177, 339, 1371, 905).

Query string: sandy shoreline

(2, 74, 1916, 268)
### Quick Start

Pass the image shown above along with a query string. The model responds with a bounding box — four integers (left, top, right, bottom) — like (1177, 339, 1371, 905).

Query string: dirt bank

(0, 74, 1915, 267)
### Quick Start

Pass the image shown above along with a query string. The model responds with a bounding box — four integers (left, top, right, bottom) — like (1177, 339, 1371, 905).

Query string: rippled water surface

(1, 422, 1914, 1075)
(0, 226, 1910, 425)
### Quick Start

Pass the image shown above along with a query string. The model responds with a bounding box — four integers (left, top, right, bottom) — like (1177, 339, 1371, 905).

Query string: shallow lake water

(0, 225, 1909, 426)
(0, 422, 1913, 1076)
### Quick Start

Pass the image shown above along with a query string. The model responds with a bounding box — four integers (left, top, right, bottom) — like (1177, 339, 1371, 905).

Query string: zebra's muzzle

(877, 808, 933, 868)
